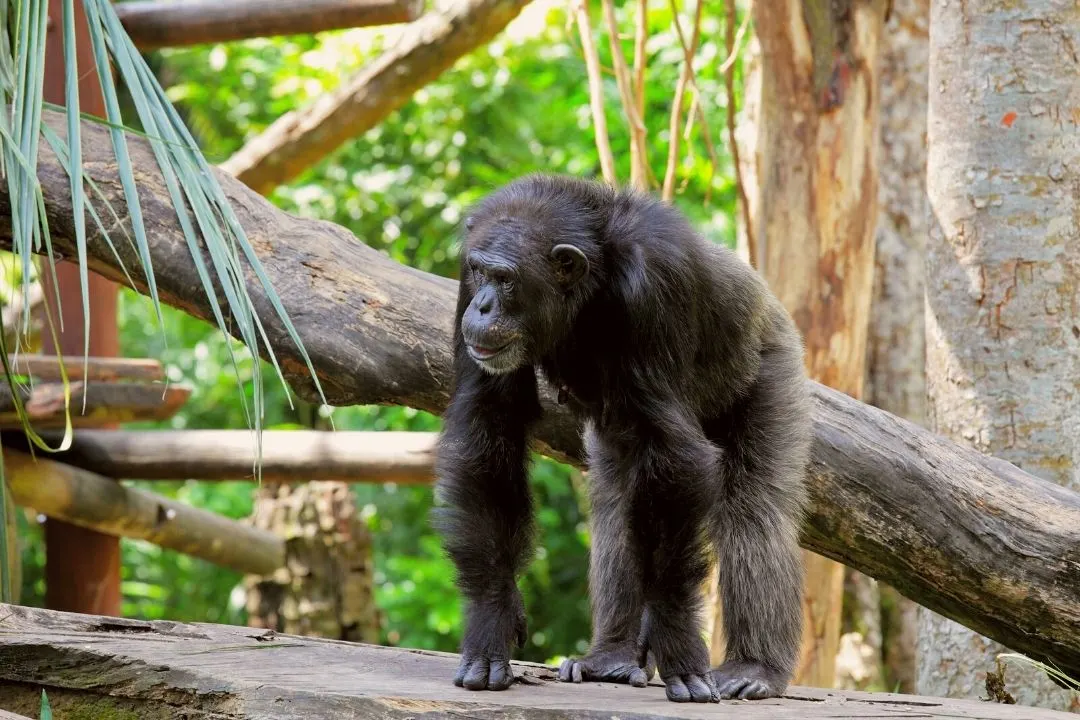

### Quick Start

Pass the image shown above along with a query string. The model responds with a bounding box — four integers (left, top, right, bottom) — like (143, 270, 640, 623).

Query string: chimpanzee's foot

(710, 660, 788, 700)
(557, 642, 654, 687)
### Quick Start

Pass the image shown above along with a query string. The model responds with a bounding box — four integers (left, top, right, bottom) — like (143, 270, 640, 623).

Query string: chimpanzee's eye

(490, 268, 514, 292)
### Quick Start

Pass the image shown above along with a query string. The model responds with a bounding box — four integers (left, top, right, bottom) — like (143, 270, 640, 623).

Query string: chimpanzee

(432, 173, 809, 703)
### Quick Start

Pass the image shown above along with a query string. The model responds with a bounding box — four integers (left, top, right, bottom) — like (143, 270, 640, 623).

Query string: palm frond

(0, 0, 332, 587)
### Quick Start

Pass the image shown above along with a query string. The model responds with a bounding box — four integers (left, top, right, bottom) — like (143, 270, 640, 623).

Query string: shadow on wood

(0, 604, 1073, 719)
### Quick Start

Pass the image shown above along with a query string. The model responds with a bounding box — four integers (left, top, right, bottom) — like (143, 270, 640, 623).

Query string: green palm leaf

(0, 0, 331, 596)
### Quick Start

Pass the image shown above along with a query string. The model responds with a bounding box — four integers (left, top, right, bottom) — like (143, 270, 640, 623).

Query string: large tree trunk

(923, 0, 1080, 711)
(2, 110, 1080, 681)
(862, 0, 930, 695)
(750, 0, 888, 688)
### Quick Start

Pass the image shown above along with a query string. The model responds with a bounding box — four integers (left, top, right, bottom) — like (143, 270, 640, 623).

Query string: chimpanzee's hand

(453, 590, 527, 691)
(557, 641, 655, 687)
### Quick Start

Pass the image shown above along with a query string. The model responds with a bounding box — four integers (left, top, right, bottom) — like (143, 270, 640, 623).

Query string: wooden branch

(219, 0, 532, 195)
(25, 429, 437, 484)
(573, 0, 618, 185)
(661, 0, 702, 202)
(2, 110, 1080, 680)
(0, 604, 1073, 720)
(0, 380, 189, 428)
(599, 0, 648, 189)
(114, 0, 424, 50)
(2, 449, 284, 575)
(6, 354, 164, 382)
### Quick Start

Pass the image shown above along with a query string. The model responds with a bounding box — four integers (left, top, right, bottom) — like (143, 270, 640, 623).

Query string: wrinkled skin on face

(458, 202, 593, 376)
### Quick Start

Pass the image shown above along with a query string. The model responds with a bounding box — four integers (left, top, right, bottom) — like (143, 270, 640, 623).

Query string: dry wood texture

(1, 110, 1080, 680)
(32, 429, 436, 483)
(114, 0, 423, 50)
(0, 604, 1073, 720)
(749, 0, 889, 687)
(6, 354, 164, 382)
(220, 0, 533, 194)
(1, 449, 284, 574)
(0, 380, 189, 428)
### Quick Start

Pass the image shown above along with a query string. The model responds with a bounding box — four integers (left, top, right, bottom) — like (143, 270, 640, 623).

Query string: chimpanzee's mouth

(467, 343, 509, 361)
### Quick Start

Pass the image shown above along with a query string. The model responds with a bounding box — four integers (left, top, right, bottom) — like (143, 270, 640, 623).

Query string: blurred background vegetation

(15, 0, 743, 664)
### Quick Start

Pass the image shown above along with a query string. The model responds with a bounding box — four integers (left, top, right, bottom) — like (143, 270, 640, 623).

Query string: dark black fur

(433, 174, 810, 702)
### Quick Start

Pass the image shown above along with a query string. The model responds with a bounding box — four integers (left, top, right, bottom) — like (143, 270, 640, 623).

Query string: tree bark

(864, 0, 930, 696)
(113, 0, 423, 50)
(750, 0, 888, 687)
(245, 481, 381, 643)
(219, 0, 533, 195)
(2, 110, 1080, 680)
(922, 0, 1080, 711)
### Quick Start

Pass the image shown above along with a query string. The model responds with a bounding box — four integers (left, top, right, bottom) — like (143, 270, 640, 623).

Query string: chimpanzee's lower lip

(468, 343, 509, 360)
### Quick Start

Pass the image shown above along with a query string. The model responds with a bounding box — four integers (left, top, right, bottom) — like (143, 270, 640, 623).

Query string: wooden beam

(30, 429, 436, 483)
(0, 380, 190, 428)
(3, 109, 1080, 680)
(3, 450, 284, 575)
(6, 354, 165, 382)
(220, 0, 533, 195)
(0, 603, 1073, 720)
(40, 0, 122, 619)
(114, 0, 425, 51)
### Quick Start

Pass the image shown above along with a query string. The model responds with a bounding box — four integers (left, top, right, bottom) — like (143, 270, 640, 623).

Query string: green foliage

(17, 0, 744, 665)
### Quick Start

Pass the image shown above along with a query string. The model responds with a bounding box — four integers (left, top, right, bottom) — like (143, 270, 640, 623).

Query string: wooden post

(40, 0, 122, 617)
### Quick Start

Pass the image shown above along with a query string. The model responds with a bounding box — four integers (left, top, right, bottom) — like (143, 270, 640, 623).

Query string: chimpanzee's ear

(550, 244, 589, 288)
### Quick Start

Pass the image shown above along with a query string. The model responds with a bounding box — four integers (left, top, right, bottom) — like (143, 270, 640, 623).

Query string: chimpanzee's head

(457, 175, 608, 374)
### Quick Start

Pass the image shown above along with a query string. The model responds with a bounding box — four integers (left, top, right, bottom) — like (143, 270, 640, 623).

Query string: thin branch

(661, 0, 702, 202)
(724, 0, 755, 266)
(574, 0, 618, 185)
(600, 0, 649, 189)
(719, 8, 750, 73)
(632, 0, 648, 180)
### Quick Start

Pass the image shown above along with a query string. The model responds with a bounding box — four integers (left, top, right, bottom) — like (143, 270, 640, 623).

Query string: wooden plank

(5, 354, 164, 382)
(0, 603, 1070, 720)
(0, 709, 34, 720)
(2, 450, 284, 575)
(114, 0, 424, 50)
(32, 429, 436, 483)
(0, 380, 190, 428)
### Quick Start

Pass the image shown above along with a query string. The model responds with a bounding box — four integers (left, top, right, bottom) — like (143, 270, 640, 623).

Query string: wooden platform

(0, 604, 1070, 719)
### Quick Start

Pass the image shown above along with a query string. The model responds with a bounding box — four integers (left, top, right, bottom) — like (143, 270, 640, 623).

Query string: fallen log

(0, 603, 1072, 719)
(2, 110, 1080, 680)
(1, 449, 284, 575)
(219, 0, 534, 194)
(29, 428, 437, 484)
(114, 0, 424, 50)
